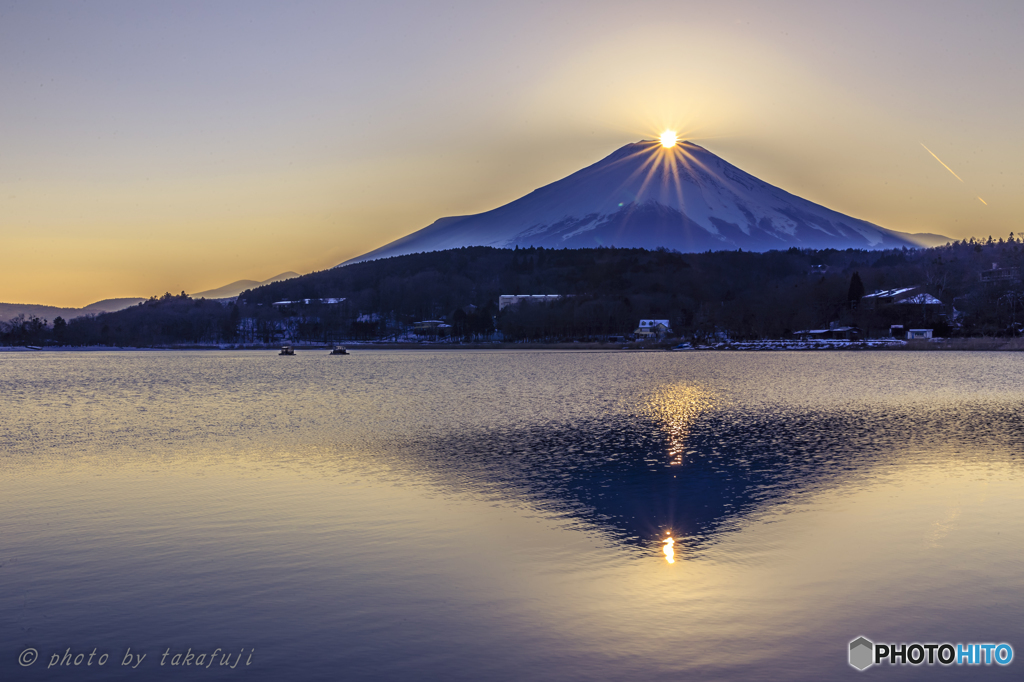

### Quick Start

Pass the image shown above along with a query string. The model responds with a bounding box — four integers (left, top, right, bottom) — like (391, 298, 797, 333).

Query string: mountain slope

(192, 271, 299, 299)
(345, 140, 948, 265)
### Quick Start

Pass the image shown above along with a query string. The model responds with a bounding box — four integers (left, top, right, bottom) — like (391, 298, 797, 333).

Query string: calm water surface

(1, 350, 1022, 680)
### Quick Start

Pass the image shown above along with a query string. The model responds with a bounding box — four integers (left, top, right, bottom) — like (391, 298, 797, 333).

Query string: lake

(1, 350, 1022, 680)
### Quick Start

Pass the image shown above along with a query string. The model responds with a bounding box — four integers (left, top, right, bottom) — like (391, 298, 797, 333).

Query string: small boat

(330, 346, 349, 355)
(25, 345, 43, 351)
(279, 345, 295, 355)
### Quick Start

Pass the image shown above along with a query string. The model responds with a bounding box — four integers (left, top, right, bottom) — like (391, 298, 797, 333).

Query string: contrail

(920, 143, 964, 182)
(921, 142, 987, 206)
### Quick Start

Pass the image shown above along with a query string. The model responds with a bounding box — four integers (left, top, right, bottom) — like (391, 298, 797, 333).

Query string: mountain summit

(345, 140, 947, 264)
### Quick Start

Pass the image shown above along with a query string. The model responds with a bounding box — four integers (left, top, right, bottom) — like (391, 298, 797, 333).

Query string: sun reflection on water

(638, 384, 717, 466)
(663, 536, 675, 563)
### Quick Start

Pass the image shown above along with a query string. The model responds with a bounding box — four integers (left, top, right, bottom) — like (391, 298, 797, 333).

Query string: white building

(635, 319, 673, 338)
(498, 294, 562, 311)
(271, 297, 346, 308)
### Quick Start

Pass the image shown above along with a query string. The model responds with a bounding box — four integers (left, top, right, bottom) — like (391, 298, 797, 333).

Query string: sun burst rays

(590, 129, 724, 239)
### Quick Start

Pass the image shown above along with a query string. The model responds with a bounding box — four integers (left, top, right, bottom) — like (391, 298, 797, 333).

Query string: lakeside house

(412, 320, 451, 337)
(862, 286, 919, 305)
(894, 292, 943, 306)
(635, 319, 673, 339)
(272, 297, 346, 308)
(498, 294, 563, 311)
(793, 325, 862, 341)
(980, 262, 1021, 285)
(861, 287, 943, 308)
(862, 286, 945, 330)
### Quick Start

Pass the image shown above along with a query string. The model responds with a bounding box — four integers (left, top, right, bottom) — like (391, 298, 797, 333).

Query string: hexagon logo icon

(849, 636, 874, 671)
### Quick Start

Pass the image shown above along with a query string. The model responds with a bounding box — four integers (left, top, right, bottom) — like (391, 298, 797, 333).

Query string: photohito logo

(849, 636, 1013, 670)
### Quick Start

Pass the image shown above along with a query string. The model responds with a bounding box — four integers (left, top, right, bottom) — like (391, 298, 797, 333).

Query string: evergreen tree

(52, 316, 67, 343)
(847, 272, 865, 307)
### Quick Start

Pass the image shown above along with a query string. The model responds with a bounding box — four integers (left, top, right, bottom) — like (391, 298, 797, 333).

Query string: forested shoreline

(4, 237, 1024, 347)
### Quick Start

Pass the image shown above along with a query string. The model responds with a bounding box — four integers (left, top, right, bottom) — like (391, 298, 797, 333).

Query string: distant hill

(79, 298, 150, 314)
(191, 272, 299, 299)
(0, 271, 299, 322)
(0, 299, 147, 323)
(345, 140, 950, 264)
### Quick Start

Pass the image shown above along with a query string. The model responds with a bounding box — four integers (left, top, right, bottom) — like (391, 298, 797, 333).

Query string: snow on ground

(673, 339, 908, 351)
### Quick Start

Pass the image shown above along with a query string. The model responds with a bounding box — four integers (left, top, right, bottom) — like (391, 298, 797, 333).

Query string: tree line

(4, 236, 1024, 346)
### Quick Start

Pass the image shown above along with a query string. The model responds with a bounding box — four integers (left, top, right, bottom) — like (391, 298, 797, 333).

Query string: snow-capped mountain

(344, 140, 948, 265)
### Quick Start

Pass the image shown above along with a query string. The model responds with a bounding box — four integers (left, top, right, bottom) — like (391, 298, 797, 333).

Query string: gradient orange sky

(2, 1, 1021, 307)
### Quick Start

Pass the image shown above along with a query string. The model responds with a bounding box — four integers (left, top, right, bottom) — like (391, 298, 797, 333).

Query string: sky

(1, 0, 1022, 307)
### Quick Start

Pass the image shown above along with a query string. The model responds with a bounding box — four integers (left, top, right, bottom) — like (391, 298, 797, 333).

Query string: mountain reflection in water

(397, 383, 1024, 556)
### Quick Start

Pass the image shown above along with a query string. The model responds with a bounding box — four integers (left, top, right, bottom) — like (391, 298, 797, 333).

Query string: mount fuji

(344, 140, 948, 265)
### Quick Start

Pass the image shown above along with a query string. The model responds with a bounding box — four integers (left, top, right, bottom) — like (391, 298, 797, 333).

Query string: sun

(660, 130, 678, 148)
